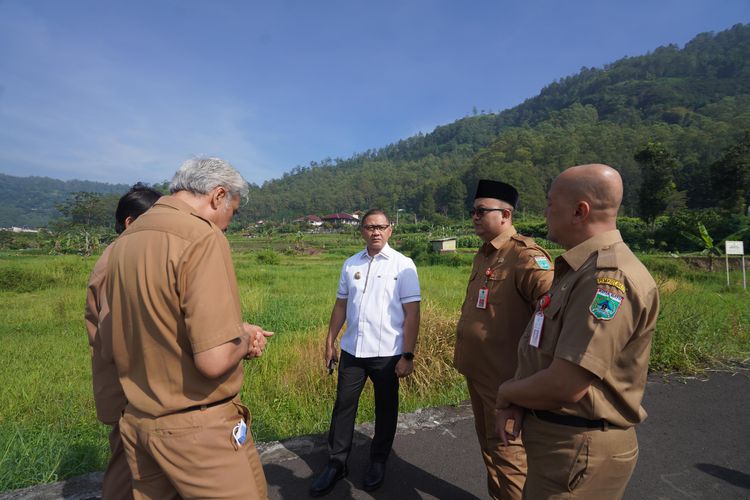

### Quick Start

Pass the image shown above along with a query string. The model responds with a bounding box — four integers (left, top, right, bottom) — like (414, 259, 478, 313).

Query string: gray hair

(169, 157, 249, 199)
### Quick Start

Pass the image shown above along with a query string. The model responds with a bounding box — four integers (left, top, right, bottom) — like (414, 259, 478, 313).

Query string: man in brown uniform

(103, 157, 272, 499)
(85, 184, 161, 500)
(495, 164, 659, 499)
(454, 180, 554, 500)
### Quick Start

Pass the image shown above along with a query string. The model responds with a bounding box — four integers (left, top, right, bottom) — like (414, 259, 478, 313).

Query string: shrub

(456, 235, 482, 248)
(618, 217, 651, 251)
(0, 267, 57, 293)
(514, 220, 547, 239)
(255, 249, 281, 265)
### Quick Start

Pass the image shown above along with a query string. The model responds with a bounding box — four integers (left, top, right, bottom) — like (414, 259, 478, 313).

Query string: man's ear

(573, 200, 591, 223)
(123, 216, 135, 229)
(209, 186, 228, 209)
(502, 208, 513, 221)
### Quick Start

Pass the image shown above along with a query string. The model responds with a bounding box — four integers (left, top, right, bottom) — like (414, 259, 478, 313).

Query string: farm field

(0, 236, 749, 492)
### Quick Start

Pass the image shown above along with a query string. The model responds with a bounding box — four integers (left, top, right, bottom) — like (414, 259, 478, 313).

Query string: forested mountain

(238, 23, 750, 223)
(2, 24, 750, 228)
(0, 174, 129, 227)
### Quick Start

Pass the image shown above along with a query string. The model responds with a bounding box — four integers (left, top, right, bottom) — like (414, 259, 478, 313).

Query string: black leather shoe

(309, 462, 347, 497)
(363, 461, 386, 492)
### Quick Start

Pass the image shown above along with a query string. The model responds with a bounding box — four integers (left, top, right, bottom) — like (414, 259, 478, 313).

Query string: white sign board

(725, 241, 744, 255)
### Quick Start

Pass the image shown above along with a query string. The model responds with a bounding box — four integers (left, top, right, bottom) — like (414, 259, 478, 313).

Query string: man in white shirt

(310, 209, 421, 497)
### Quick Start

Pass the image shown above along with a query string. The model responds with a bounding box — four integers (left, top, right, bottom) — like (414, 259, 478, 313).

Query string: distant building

(430, 237, 457, 253)
(1, 226, 40, 233)
(293, 215, 324, 227)
(322, 213, 359, 225)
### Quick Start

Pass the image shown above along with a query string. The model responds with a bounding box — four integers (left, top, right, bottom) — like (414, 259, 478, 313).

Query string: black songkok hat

(474, 180, 519, 209)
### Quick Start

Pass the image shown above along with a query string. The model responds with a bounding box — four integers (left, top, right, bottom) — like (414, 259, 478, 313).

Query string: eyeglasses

(362, 224, 390, 232)
(469, 207, 509, 218)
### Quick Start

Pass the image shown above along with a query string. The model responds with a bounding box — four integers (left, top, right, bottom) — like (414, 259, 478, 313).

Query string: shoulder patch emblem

(534, 256, 551, 270)
(589, 288, 623, 321)
(596, 277, 626, 293)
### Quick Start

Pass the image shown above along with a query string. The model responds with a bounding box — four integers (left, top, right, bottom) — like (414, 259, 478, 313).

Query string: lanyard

(529, 294, 551, 348)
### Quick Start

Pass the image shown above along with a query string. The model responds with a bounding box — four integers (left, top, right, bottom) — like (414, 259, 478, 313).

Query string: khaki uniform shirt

(85, 243, 127, 424)
(515, 230, 660, 428)
(454, 229, 554, 386)
(104, 196, 245, 417)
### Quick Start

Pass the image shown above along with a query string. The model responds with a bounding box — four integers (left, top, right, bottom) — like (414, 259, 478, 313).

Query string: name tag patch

(589, 288, 623, 320)
(596, 277, 626, 293)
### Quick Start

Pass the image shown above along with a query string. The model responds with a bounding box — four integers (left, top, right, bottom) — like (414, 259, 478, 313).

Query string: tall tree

(417, 185, 437, 220)
(55, 191, 118, 228)
(710, 131, 750, 214)
(635, 142, 678, 224)
(436, 178, 467, 219)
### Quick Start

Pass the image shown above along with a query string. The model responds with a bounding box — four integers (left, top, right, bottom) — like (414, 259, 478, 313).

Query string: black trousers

(327, 350, 401, 466)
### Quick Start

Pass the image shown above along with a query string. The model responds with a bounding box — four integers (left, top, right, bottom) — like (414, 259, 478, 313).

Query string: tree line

(2, 24, 750, 254)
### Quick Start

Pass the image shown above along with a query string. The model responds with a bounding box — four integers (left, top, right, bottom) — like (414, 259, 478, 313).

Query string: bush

(653, 209, 748, 252)
(514, 220, 547, 239)
(424, 252, 472, 267)
(0, 232, 46, 251)
(618, 217, 651, 251)
(0, 267, 58, 293)
(255, 249, 281, 265)
(456, 235, 482, 248)
(395, 235, 431, 261)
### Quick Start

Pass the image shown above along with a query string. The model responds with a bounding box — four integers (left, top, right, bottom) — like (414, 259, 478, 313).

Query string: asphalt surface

(2, 370, 749, 499)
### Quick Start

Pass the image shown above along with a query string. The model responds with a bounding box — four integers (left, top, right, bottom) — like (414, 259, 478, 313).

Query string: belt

(179, 394, 236, 414)
(528, 409, 620, 430)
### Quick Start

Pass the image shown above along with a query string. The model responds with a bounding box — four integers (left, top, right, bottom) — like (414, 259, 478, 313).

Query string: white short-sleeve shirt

(336, 243, 421, 358)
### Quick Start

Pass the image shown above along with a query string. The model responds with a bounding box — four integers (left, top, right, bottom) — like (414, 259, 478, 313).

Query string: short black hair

(114, 183, 162, 234)
(360, 209, 390, 227)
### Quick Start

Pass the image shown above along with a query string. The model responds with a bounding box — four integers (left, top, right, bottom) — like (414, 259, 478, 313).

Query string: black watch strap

(402, 352, 415, 361)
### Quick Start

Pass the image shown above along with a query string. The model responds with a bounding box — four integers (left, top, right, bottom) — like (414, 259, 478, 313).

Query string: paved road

(3, 370, 749, 499)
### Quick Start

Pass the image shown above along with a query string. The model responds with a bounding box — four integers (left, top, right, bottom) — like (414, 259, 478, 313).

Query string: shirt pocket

(487, 268, 512, 304)
(372, 271, 399, 299)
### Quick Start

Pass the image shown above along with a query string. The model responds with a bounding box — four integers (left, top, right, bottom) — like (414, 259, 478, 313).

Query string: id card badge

(476, 287, 488, 309)
(529, 294, 551, 348)
(232, 419, 247, 447)
(529, 312, 544, 347)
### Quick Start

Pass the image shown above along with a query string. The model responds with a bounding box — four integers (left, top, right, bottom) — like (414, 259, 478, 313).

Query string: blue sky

(0, 1, 748, 186)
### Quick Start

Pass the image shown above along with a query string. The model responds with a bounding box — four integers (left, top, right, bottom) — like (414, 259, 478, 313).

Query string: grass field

(0, 236, 748, 491)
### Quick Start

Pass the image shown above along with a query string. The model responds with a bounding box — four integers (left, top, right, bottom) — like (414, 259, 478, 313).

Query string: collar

(154, 195, 212, 224)
(155, 195, 196, 214)
(484, 227, 517, 252)
(560, 230, 623, 271)
(359, 243, 393, 260)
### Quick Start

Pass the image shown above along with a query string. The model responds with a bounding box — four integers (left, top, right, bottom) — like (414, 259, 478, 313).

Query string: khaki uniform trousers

(102, 420, 133, 500)
(467, 377, 527, 500)
(522, 414, 638, 499)
(119, 399, 267, 500)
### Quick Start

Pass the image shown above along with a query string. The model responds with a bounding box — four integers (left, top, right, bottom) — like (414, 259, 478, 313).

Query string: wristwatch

(402, 352, 415, 361)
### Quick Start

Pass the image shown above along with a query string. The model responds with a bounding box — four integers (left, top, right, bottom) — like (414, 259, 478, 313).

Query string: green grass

(0, 245, 748, 491)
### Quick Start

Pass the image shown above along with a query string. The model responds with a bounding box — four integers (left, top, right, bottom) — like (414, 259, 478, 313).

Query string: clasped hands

(494, 383, 524, 447)
(243, 323, 274, 359)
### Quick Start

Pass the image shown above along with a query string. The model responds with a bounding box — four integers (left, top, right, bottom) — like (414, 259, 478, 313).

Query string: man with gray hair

(103, 157, 271, 499)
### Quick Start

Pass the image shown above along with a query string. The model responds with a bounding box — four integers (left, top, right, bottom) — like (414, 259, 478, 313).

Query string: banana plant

(681, 222, 749, 271)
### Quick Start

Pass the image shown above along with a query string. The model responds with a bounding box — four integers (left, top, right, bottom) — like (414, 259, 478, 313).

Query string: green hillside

(238, 23, 750, 223)
(2, 24, 750, 228)
(0, 174, 129, 228)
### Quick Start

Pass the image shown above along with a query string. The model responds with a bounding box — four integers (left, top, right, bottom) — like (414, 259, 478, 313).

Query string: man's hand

(495, 382, 523, 446)
(395, 357, 413, 378)
(494, 404, 524, 446)
(325, 343, 338, 369)
(244, 323, 273, 359)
